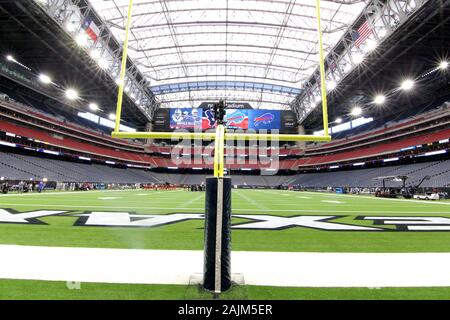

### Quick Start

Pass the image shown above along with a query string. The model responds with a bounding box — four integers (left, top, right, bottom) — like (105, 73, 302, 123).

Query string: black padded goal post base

(203, 177, 232, 293)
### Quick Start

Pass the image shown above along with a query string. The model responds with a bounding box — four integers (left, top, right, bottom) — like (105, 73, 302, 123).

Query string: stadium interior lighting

(98, 58, 109, 70)
(91, 49, 101, 59)
(0, 177, 4, 181)
(38, 74, 52, 84)
(109, 113, 116, 120)
(374, 95, 386, 105)
(365, 39, 378, 52)
(351, 106, 363, 117)
(65, 22, 76, 33)
(328, 81, 337, 91)
(75, 33, 88, 47)
(401, 79, 415, 91)
(115, 78, 123, 86)
(335, 117, 343, 124)
(6, 55, 14, 61)
(353, 53, 364, 64)
(439, 61, 449, 70)
(89, 103, 99, 111)
(65, 89, 79, 100)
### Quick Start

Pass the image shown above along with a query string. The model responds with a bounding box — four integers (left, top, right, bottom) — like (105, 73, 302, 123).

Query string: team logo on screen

(253, 113, 275, 127)
(1, 209, 450, 232)
(225, 110, 248, 129)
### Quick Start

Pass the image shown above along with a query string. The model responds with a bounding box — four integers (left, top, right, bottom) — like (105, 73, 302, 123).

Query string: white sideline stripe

(0, 203, 448, 214)
(1, 245, 450, 287)
(321, 200, 342, 204)
(98, 197, 121, 200)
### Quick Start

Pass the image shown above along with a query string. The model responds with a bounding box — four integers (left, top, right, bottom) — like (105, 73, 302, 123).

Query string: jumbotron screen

(169, 108, 282, 130)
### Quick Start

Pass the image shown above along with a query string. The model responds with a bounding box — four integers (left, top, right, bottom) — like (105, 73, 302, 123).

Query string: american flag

(352, 20, 373, 47)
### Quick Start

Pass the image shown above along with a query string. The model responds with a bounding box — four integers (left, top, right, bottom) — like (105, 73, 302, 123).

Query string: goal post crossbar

(111, 131, 332, 142)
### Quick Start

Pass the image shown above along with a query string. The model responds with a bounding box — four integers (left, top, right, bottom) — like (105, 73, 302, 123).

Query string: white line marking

(235, 190, 268, 211)
(98, 197, 120, 200)
(1, 245, 450, 287)
(300, 191, 450, 206)
(321, 200, 343, 204)
(0, 203, 447, 214)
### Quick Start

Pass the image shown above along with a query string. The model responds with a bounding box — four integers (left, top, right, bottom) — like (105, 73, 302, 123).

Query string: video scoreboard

(153, 104, 297, 133)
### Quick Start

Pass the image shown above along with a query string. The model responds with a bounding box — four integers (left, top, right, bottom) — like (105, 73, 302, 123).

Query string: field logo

(2, 209, 450, 232)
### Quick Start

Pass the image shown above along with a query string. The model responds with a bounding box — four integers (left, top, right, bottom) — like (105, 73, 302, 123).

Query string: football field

(0, 188, 450, 299)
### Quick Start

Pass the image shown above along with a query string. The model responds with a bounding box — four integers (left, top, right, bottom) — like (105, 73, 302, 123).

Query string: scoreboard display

(154, 105, 297, 133)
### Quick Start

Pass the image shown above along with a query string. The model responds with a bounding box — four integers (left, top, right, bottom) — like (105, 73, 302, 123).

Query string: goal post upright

(112, 0, 330, 294)
(114, 0, 134, 134)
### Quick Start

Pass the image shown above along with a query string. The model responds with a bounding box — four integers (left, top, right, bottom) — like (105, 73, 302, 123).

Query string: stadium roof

(89, 0, 368, 109)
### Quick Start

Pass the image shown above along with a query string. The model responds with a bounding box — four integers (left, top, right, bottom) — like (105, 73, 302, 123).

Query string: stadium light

(335, 117, 343, 124)
(65, 89, 79, 100)
(351, 106, 363, 117)
(365, 39, 378, 52)
(38, 74, 52, 84)
(75, 33, 88, 47)
(90, 49, 101, 60)
(439, 61, 449, 70)
(65, 22, 76, 33)
(0, 177, 4, 181)
(374, 95, 386, 105)
(98, 58, 109, 70)
(353, 53, 364, 64)
(109, 113, 116, 120)
(6, 55, 14, 61)
(401, 79, 415, 91)
(328, 81, 337, 91)
(89, 103, 99, 111)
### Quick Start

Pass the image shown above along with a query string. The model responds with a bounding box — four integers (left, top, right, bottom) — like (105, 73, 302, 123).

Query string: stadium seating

(288, 160, 450, 188)
(1, 99, 449, 171)
(0, 150, 448, 187)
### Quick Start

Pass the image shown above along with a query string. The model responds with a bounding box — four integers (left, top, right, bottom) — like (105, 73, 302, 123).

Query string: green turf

(0, 279, 449, 300)
(0, 189, 449, 252)
(1, 188, 450, 300)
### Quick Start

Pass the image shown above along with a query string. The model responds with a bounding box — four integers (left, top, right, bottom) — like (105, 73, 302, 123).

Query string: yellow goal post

(112, 0, 331, 178)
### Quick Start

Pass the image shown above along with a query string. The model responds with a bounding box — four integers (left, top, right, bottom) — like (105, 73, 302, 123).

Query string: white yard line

(300, 191, 450, 206)
(0, 203, 448, 214)
(175, 193, 204, 209)
(235, 190, 269, 211)
(1, 245, 450, 288)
